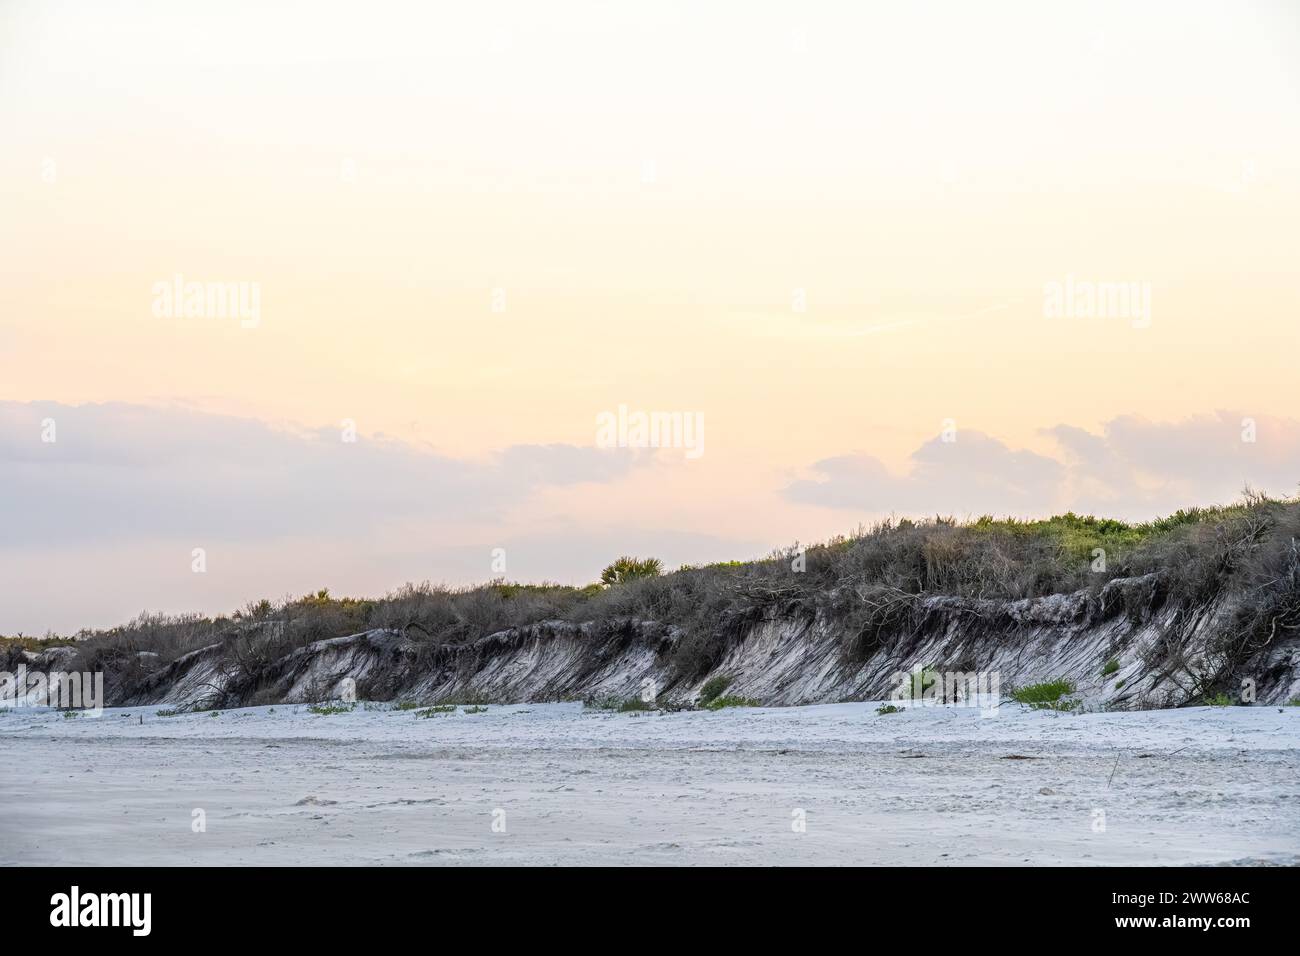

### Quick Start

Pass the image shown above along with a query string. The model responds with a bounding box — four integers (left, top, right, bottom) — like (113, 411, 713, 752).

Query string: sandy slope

(1, 702, 1297, 866)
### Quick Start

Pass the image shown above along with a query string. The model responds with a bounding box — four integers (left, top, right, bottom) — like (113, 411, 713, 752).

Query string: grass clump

(876, 703, 903, 715)
(703, 695, 759, 711)
(307, 701, 355, 715)
(416, 704, 456, 717)
(440, 692, 493, 706)
(1205, 692, 1234, 707)
(1102, 658, 1119, 676)
(584, 695, 655, 711)
(1011, 680, 1076, 710)
(0, 635, 72, 652)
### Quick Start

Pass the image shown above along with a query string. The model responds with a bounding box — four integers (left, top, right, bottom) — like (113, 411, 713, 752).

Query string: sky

(1, 0, 1298, 633)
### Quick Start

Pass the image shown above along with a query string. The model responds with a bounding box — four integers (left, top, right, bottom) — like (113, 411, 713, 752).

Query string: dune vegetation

(4, 492, 1298, 705)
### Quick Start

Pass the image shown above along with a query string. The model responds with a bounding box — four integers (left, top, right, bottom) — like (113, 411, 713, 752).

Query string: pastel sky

(1, 0, 1298, 633)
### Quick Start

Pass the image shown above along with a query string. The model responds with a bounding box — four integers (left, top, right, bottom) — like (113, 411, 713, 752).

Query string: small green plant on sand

(703, 695, 759, 711)
(308, 702, 355, 716)
(876, 703, 903, 715)
(585, 695, 656, 711)
(416, 704, 456, 718)
(1011, 680, 1076, 710)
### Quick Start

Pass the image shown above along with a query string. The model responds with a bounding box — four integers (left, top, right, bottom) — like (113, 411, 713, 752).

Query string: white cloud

(785, 430, 1064, 518)
(0, 401, 642, 547)
(786, 412, 1300, 521)
(1047, 411, 1300, 516)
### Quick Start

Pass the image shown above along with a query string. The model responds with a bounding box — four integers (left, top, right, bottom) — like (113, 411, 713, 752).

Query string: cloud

(785, 430, 1064, 517)
(496, 443, 643, 486)
(0, 401, 766, 632)
(785, 412, 1300, 521)
(1046, 411, 1300, 515)
(0, 401, 643, 547)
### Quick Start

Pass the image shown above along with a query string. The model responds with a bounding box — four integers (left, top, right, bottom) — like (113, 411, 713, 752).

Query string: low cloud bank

(785, 411, 1300, 521)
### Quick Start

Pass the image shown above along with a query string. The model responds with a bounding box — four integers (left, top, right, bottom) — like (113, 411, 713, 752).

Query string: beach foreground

(2, 702, 1297, 866)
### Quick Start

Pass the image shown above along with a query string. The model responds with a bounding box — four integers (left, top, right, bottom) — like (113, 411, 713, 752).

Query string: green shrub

(703, 695, 759, 710)
(1102, 658, 1119, 676)
(1011, 680, 1076, 709)
(600, 556, 663, 586)
(892, 665, 943, 701)
(876, 703, 902, 715)
(440, 692, 493, 706)
(1206, 692, 1234, 707)
(698, 676, 731, 704)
